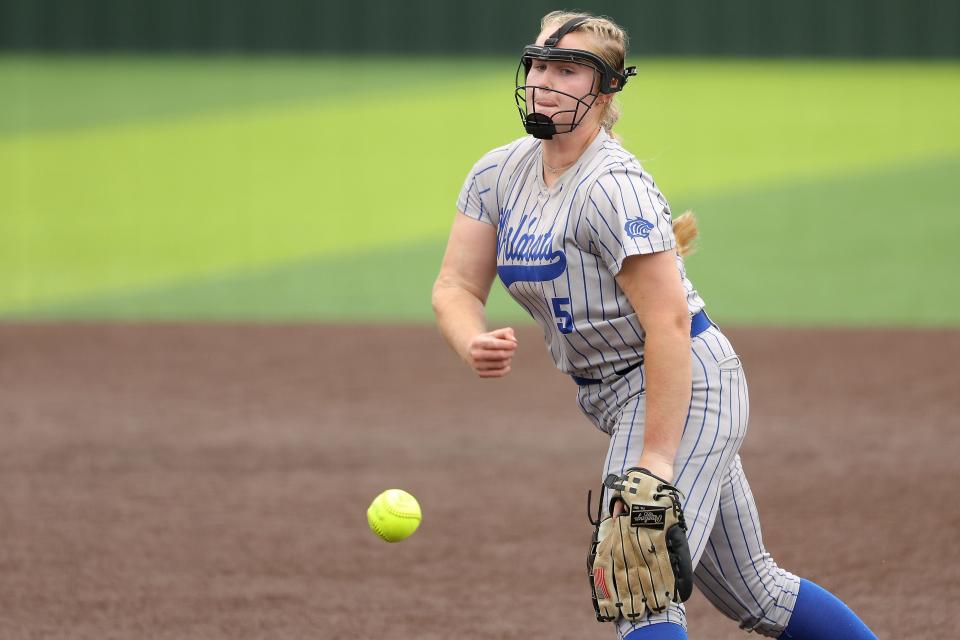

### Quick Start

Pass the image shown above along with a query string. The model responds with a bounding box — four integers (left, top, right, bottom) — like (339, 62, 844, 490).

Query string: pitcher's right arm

(432, 213, 517, 378)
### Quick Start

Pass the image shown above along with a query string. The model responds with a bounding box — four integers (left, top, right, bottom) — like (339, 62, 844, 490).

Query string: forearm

(432, 282, 489, 363)
(638, 323, 692, 476)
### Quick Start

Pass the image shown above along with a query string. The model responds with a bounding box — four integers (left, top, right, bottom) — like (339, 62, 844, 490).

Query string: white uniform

(458, 128, 703, 380)
(457, 128, 802, 637)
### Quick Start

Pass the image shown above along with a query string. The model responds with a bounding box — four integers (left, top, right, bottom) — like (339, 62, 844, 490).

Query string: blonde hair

(672, 210, 699, 257)
(539, 11, 700, 253)
(539, 11, 628, 131)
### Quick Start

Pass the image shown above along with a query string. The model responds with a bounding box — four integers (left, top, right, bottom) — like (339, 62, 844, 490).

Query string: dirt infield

(0, 323, 957, 639)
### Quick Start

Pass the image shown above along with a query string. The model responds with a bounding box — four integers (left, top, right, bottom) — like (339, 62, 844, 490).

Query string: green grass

(18, 153, 958, 327)
(0, 55, 508, 134)
(2, 56, 959, 326)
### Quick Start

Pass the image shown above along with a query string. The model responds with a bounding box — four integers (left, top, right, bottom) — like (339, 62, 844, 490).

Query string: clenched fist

(465, 327, 518, 378)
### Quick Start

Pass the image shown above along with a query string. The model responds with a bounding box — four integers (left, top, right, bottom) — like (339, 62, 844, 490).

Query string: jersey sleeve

(579, 163, 676, 275)
(456, 155, 500, 226)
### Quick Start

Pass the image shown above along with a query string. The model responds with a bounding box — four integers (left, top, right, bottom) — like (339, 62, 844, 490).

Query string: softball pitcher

(433, 11, 877, 640)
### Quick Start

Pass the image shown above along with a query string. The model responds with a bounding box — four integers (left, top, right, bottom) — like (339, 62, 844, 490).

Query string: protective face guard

(514, 56, 602, 140)
(515, 17, 637, 140)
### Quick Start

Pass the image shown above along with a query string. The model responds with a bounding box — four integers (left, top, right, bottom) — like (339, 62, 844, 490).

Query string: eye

(533, 63, 547, 71)
(559, 67, 575, 75)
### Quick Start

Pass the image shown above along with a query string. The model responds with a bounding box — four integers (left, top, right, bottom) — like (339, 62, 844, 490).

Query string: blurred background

(2, 0, 959, 327)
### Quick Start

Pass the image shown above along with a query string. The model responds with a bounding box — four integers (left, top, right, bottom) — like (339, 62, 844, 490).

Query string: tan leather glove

(588, 468, 694, 622)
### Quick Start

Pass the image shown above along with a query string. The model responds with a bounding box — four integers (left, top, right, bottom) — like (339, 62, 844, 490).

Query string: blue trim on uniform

(779, 579, 877, 640)
(690, 308, 712, 337)
(571, 309, 713, 385)
(623, 622, 687, 640)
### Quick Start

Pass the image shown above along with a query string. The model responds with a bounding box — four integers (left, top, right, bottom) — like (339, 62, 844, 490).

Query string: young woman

(432, 11, 876, 640)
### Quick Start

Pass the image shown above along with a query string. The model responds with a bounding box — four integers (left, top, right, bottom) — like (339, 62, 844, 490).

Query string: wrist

(457, 330, 483, 363)
(635, 450, 675, 483)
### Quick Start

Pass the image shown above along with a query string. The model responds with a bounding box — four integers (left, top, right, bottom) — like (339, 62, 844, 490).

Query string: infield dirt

(1, 324, 956, 639)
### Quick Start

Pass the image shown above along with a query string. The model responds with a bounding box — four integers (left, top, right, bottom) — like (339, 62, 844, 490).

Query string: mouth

(534, 101, 559, 109)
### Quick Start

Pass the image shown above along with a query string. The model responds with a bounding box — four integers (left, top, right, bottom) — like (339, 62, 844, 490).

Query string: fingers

(470, 342, 514, 365)
(468, 328, 518, 378)
(472, 353, 512, 377)
(471, 341, 516, 360)
(490, 326, 517, 343)
(477, 366, 511, 378)
(471, 327, 517, 351)
(472, 352, 513, 377)
(474, 360, 511, 377)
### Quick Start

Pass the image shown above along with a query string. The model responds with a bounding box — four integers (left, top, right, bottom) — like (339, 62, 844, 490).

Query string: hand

(465, 327, 517, 378)
(609, 453, 676, 516)
(635, 451, 675, 484)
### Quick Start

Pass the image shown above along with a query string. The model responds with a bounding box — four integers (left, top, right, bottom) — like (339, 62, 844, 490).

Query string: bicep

(435, 213, 498, 303)
(615, 251, 689, 331)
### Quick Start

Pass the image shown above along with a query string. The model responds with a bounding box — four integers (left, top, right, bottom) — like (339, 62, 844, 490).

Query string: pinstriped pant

(576, 326, 801, 638)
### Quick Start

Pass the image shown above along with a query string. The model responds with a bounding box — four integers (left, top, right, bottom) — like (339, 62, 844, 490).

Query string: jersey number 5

(552, 297, 574, 334)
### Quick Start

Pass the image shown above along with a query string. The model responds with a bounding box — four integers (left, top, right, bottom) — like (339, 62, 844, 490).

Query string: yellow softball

(367, 489, 422, 542)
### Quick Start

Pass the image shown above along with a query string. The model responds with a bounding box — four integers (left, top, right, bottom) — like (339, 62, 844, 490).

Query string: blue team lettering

(496, 208, 567, 286)
(497, 210, 556, 262)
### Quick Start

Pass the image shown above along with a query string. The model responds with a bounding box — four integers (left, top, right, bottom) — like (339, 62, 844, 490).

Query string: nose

(538, 70, 553, 90)
(528, 64, 553, 89)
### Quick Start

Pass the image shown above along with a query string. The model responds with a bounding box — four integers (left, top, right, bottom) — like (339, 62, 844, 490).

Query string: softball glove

(587, 467, 694, 622)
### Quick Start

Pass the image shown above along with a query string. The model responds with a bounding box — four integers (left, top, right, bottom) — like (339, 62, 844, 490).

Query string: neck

(541, 124, 602, 175)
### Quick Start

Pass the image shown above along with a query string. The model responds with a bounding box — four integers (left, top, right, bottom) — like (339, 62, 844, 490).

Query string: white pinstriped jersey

(457, 127, 705, 380)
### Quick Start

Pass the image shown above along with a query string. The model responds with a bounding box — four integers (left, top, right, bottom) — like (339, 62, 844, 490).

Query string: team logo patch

(630, 505, 667, 530)
(593, 567, 610, 600)
(624, 217, 654, 239)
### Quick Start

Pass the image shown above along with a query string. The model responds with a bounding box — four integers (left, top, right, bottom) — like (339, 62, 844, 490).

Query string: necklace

(541, 128, 600, 176)
(542, 157, 575, 175)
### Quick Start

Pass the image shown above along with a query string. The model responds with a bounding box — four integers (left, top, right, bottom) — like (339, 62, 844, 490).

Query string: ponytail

(672, 210, 699, 257)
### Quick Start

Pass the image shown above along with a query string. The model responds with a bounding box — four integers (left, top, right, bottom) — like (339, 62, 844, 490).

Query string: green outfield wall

(1, 0, 958, 57)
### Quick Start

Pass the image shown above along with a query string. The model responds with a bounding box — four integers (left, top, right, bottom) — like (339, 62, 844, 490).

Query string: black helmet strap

(543, 16, 591, 47)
